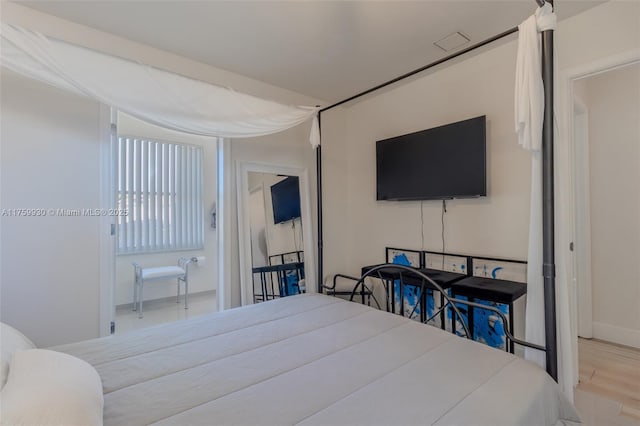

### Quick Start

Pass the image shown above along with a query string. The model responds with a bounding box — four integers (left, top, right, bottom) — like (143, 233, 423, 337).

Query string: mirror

(247, 173, 305, 303)
(236, 162, 316, 306)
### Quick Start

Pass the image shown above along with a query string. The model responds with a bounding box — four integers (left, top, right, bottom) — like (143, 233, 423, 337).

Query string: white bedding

(52, 294, 580, 426)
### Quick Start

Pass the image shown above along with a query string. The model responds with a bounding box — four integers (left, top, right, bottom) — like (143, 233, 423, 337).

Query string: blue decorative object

(284, 273, 300, 295)
(473, 300, 508, 349)
(491, 267, 504, 279)
(392, 253, 411, 267)
(392, 253, 424, 321)
(451, 294, 509, 350)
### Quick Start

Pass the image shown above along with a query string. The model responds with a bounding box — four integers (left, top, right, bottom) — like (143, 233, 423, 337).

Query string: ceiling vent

(434, 32, 471, 52)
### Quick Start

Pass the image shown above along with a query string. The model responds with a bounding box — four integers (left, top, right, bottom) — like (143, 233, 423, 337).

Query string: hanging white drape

(0, 22, 320, 147)
(515, 1, 550, 370)
(516, 2, 575, 402)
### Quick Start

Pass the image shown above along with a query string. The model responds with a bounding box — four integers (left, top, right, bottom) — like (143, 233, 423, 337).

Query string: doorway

(570, 57, 640, 418)
(571, 61, 640, 348)
(110, 112, 220, 334)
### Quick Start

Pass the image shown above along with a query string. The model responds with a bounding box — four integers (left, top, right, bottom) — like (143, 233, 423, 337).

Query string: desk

(450, 276, 526, 353)
(252, 262, 304, 302)
(361, 264, 466, 327)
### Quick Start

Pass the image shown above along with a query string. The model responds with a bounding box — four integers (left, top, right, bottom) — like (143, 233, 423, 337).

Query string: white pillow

(0, 349, 103, 426)
(0, 322, 36, 389)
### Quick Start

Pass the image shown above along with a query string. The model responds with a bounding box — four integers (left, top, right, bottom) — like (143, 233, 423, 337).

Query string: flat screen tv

(376, 115, 486, 201)
(271, 176, 301, 224)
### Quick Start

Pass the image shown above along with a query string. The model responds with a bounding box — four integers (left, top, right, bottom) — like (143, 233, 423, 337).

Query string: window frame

(116, 135, 204, 255)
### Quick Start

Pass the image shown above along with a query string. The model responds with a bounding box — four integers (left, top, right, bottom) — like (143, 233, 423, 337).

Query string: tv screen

(271, 176, 301, 224)
(376, 116, 486, 201)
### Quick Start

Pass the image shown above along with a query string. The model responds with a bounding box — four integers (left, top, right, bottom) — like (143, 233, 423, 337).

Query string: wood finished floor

(578, 337, 640, 420)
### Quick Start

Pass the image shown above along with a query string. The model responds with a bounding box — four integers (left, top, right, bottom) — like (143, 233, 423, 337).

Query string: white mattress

(52, 294, 580, 426)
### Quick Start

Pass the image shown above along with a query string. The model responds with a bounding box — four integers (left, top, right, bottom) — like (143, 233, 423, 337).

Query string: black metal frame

(415, 249, 527, 353)
(316, 0, 557, 380)
(350, 264, 546, 353)
(252, 262, 305, 302)
(385, 247, 423, 268)
(417, 249, 528, 276)
(322, 274, 380, 309)
(268, 250, 304, 265)
(422, 250, 470, 274)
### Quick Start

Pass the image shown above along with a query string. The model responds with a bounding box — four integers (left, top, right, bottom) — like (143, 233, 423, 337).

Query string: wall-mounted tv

(271, 176, 301, 224)
(376, 115, 486, 201)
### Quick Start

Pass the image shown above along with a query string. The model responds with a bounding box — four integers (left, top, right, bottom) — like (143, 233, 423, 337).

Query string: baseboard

(592, 322, 640, 349)
(116, 289, 216, 310)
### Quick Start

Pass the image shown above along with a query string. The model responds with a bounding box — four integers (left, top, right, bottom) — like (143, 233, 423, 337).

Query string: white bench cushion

(141, 266, 185, 280)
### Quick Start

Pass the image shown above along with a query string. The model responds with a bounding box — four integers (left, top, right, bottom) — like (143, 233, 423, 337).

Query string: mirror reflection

(247, 173, 305, 303)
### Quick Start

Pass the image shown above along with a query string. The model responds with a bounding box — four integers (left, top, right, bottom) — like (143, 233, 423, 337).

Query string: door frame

(236, 161, 317, 306)
(98, 106, 116, 337)
(572, 99, 592, 338)
(564, 48, 640, 342)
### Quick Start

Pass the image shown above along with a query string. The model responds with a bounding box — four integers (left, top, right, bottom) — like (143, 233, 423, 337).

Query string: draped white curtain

(515, 3, 575, 401)
(0, 23, 320, 146)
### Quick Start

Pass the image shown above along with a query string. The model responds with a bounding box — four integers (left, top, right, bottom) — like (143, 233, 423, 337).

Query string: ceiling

(18, 0, 601, 103)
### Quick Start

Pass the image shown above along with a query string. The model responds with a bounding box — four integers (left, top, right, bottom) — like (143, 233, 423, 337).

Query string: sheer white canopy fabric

(516, 3, 575, 402)
(0, 23, 320, 147)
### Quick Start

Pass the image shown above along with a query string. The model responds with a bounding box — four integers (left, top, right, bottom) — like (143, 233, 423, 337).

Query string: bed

(46, 294, 579, 426)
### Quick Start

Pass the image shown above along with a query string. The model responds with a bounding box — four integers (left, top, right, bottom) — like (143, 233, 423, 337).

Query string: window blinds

(117, 136, 204, 254)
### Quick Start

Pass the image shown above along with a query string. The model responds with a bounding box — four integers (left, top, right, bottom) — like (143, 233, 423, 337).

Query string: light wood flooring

(578, 337, 640, 421)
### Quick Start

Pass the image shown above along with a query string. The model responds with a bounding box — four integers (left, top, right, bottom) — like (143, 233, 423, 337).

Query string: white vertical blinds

(117, 136, 204, 254)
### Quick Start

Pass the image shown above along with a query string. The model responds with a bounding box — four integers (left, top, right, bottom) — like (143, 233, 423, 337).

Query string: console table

(252, 262, 304, 303)
(361, 264, 466, 328)
(450, 276, 527, 353)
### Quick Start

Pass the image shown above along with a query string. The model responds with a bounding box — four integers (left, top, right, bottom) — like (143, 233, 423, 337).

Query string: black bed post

(316, 112, 324, 293)
(538, 0, 558, 382)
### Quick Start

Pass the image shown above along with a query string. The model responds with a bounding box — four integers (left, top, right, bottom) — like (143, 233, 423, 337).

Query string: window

(117, 136, 203, 254)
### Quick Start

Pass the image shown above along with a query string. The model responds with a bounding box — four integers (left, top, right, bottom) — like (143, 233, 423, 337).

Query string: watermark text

(1, 208, 129, 217)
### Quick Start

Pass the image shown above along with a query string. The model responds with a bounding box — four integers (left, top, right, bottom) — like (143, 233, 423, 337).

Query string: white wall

(1, 3, 322, 314)
(555, 2, 640, 73)
(583, 64, 640, 347)
(0, 72, 103, 346)
(323, 39, 529, 280)
(321, 1, 640, 284)
(321, 107, 350, 280)
(114, 113, 218, 306)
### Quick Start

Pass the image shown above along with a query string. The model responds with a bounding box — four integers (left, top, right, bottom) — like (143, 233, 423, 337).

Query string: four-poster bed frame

(315, 0, 558, 380)
(1, 5, 583, 424)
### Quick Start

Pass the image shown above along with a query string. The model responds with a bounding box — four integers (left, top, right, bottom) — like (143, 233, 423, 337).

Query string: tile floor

(114, 291, 217, 334)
